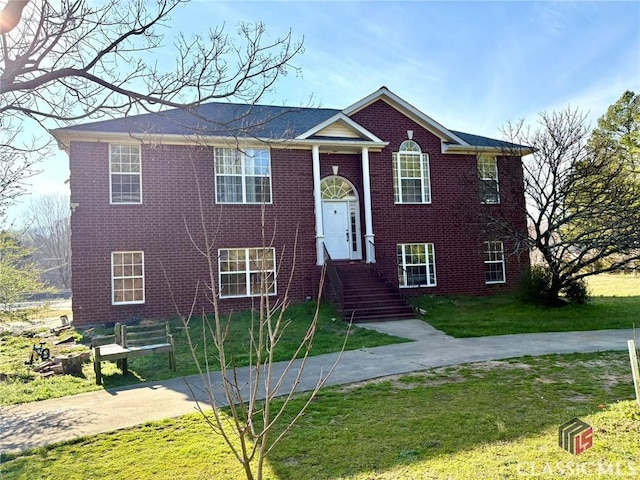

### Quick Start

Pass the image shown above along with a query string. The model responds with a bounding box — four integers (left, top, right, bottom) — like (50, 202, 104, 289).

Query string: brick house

(52, 87, 530, 326)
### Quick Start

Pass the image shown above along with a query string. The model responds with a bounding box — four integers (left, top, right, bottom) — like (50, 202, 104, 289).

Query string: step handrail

(323, 244, 344, 312)
(367, 240, 410, 303)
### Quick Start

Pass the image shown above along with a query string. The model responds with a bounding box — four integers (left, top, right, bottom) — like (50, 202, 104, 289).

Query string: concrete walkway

(0, 321, 634, 454)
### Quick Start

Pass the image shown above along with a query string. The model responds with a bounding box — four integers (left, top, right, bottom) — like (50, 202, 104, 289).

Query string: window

(397, 243, 436, 287)
(219, 247, 276, 297)
(110, 145, 142, 203)
(214, 148, 271, 203)
(393, 140, 431, 204)
(484, 241, 506, 284)
(478, 156, 500, 204)
(112, 252, 145, 304)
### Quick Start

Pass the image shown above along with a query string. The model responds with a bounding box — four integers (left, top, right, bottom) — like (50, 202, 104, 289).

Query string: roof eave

(441, 143, 534, 156)
(49, 129, 388, 152)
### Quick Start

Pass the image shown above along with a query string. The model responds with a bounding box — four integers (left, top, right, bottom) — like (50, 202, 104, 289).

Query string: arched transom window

(321, 176, 357, 200)
(393, 140, 431, 204)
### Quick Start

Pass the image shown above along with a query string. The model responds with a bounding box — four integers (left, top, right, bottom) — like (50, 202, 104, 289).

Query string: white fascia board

(441, 143, 534, 156)
(295, 113, 384, 142)
(49, 128, 388, 152)
(342, 87, 470, 146)
(50, 129, 290, 149)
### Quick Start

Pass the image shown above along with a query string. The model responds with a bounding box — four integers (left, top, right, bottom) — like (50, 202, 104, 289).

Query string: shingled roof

(60, 103, 341, 139)
(53, 91, 529, 152)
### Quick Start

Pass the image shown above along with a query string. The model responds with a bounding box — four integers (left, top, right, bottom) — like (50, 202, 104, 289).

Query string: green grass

(0, 301, 408, 405)
(413, 273, 639, 337)
(586, 272, 640, 297)
(2, 351, 637, 479)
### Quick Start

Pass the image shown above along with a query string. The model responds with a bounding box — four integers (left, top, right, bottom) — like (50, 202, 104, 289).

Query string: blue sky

(7, 0, 640, 222)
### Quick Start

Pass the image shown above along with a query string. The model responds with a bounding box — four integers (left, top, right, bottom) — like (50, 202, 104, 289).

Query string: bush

(562, 279, 590, 305)
(519, 266, 591, 306)
(518, 266, 553, 305)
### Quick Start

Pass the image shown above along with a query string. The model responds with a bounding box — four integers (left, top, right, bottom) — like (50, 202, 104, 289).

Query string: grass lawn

(2, 351, 638, 479)
(414, 273, 640, 337)
(0, 301, 408, 405)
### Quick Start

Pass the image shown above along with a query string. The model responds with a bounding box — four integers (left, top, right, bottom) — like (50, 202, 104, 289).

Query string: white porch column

(361, 147, 375, 263)
(313, 145, 324, 266)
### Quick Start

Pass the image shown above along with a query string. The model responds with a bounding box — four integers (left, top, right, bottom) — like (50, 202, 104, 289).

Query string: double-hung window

(214, 148, 271, 203)
(112, 251, 145, 304)
(478, 156, 500, 204)
(393, 140, 431, 204)
(219, 247, 276, 297)
(397, 243, 437, 287)
(110, 144, 142, 203)
(484, 241, 506, 284)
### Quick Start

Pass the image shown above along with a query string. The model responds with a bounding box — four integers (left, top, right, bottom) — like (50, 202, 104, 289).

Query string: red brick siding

(69, 100, 528, 325)
(70, 143, 320, 325)
(350, 100, 528, 296)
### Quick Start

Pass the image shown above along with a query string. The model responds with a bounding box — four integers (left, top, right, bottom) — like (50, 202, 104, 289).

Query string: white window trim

(111, 251, 145, 305)
(484, 241, 506, 284)
(214, 148, 273, 205)
(397, 243, 437, 288)
(218, 247, 277, 298)
(393, 141, 431, 204)
(109, 144, 142, 204)
(478, 155, 500, 205)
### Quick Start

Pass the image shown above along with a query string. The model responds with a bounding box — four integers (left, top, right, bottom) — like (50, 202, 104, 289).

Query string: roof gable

(342, 87, 468, 145)
(296, 113, 383, 142)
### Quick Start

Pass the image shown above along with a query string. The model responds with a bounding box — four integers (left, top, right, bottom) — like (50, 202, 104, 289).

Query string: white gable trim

(296, 113, 384, 142)
(342, 87, 469, 146)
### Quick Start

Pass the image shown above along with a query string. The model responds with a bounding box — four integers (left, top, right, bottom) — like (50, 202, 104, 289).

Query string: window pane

(221, 273, 247, 296)
(112, 251, 144, 304)
(245, 176, 271, 203)
(215, 148, 271, 204)
(401, 179, 423, 203)
(394, 142, 430, 204)
(216, 176, 243, 203)
(397, 243, 436, 287)
(220, 248, 275, 297)
(111, 174, 141, 203)
(406, 266, 427, 286)
(484, 241, 505, 283)
(250, 272, 275, 295)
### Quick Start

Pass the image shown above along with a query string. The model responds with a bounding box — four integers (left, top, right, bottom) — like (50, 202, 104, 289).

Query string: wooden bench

(92, 322, 176, 385)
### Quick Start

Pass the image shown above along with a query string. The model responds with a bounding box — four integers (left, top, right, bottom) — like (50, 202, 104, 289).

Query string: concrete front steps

(334, 262, 415, 323)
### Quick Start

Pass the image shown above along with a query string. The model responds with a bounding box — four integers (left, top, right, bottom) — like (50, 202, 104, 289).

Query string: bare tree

(0, 0, 302, 217)
(480, 107, 640, 305)
(163, 154, 347, 480)
(0, 0, 302, 123)
(22, 192, 71, 290)
(0, 121, 48, 223)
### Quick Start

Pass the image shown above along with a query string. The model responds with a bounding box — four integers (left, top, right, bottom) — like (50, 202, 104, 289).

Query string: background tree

(22, 193, 71, 290)
(483, 102, 640, 305)
(589, 91, 640, 173)
(0, 230, 45, 312)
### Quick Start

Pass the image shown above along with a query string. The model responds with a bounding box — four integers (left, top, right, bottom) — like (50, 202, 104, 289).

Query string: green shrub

(518, 266, 553, 305)
(562, 278, 590, 304)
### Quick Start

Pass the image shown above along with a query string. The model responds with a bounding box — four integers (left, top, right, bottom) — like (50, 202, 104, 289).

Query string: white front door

(322, 201, 351, 259)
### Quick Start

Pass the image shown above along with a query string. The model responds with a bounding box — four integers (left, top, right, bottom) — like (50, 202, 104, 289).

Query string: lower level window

(397, 243, 436, 287)
(484, 241, 506, 284)
(219, 247, 276, 297)
(112, 251, 145, 304)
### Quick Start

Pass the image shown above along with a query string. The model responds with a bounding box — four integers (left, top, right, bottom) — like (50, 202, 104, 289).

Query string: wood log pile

(31, 351, 91, 378)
